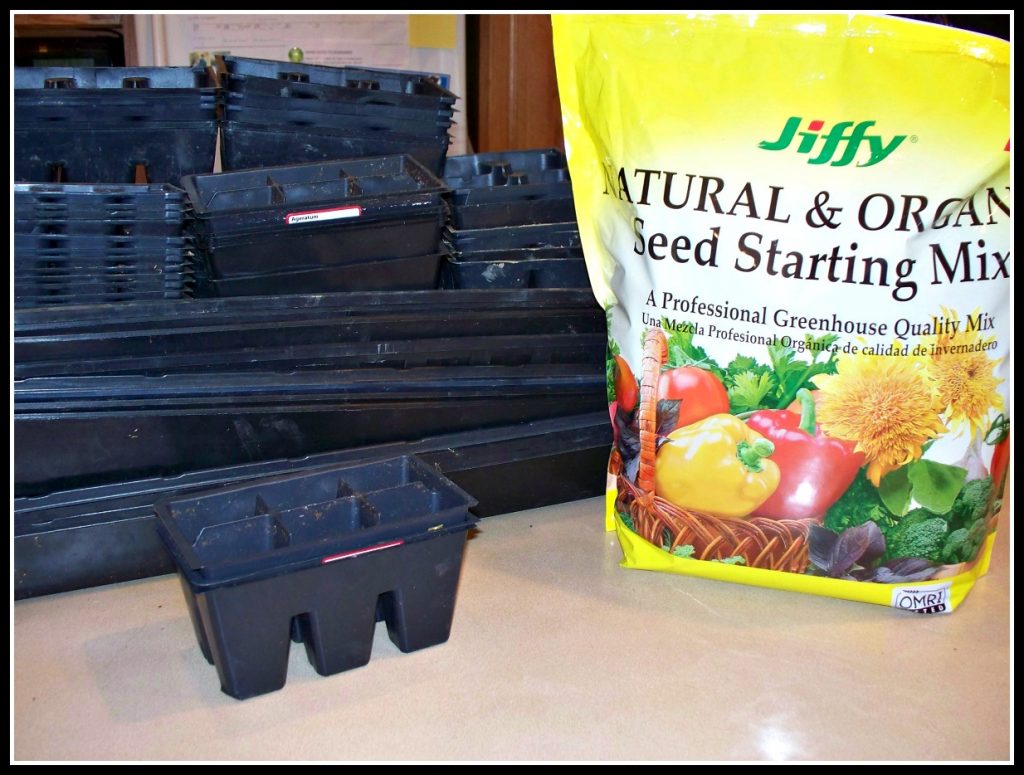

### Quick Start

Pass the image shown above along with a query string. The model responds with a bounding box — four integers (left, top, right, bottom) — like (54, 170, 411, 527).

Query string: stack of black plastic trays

(14, 66, 218, 186)
(182, 156, 448, 296)
(441, 149, 587, 289)
(220, 55, 456, 175)
(13, 289, 611, 598)
(13, 183, 194, 308)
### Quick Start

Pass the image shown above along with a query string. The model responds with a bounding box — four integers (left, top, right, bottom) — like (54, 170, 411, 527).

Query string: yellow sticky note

(408, 14, 457, 50)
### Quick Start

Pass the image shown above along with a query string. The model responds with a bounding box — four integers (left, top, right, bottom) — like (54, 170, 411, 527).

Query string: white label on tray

(890, 582, 953, 615)
(285, 205, 362, 225)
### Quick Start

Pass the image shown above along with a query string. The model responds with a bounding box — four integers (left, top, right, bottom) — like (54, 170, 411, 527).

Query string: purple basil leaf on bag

(656, 399, 681, 437)
(826, 523, 875, 578)
(858, 521, 887, 567)
(808, 525, 839, 573)
(624, 454, 640, 485)
(852, 557, 938, 583)
(615, 404, 641, 460)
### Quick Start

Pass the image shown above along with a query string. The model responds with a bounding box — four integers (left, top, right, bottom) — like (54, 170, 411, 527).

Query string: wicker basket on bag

(614, 328, 815, 573)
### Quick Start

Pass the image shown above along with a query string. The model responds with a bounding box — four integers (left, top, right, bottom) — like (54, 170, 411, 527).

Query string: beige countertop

(13, 496, 1011, 762)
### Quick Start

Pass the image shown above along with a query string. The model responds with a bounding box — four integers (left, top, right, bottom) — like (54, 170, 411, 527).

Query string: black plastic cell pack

(14, 413, 610, 600)
(443, 149, 575, 229)
(156, 455, 476, 699)
(182, 156, 447, 280)
(15, 66, 218, 185)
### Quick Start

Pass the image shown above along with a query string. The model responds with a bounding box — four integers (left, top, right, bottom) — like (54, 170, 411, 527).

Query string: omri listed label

(891, 582, 953, 615)
(285, 205, 362, 225)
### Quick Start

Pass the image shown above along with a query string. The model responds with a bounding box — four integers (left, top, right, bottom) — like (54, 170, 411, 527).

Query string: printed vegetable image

(636, 327, 668, 493)
(986, 414, 1009, 493)
(655, 414, 780, 519)
(613, 327, 814, 572)
(657, 366, 729, 430)
(747, 388, 865, 521)
(613, 354, 639, 413)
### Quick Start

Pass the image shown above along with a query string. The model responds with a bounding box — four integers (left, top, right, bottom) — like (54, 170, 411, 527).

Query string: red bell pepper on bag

(985, 414, 1009, 493)
(746, 389, 865, 521)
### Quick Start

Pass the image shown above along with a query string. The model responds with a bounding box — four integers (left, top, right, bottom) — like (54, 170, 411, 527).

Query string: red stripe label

(320, 538, 404, 564)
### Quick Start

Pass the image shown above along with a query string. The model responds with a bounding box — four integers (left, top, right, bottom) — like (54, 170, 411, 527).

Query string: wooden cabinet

(468, 15, 564, 153)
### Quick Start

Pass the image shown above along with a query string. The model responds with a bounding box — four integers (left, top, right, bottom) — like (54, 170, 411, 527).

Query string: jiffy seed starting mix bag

(552, 14, 1010, 612)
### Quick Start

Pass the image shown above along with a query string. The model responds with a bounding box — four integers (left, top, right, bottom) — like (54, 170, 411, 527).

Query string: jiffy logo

(759, 117, 908, 167)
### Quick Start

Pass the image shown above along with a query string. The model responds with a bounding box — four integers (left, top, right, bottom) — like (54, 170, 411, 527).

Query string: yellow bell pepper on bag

(655, 414, 780, 519)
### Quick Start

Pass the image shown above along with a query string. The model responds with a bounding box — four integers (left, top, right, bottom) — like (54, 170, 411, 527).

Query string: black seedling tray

(223, 101, 451, 137)
(449, 198, 576, 229)
(196, 253, 443, 297)
(14, 389, 605, 494)
(183, 157, 445, 276)
(15, 219, 184, 238)
(184, 156, 446, 218)
(15, 96, 218, 125)
(12, 288, 602, 334)
(14, 364, 601, 404)
(16, 231, 189, 250)
(15, 271, 189, 290)
(14, 332, 604, 379)
(157, 455, 474, 583)
(441, 256, 590, 289)
(443, 148, 568, 187)
(14, 412, 608, 601)
(14, 256, 190, 272)
(15, 121, 218, 185)
(14, 65, 213, 90)
(446, 222, 581, 253)
(14, 308, 605, 363)
(16, 236, 191, 265)
(444, 149, 573, 228)
(15, 66, 216, 126)
(223, 56, 456, 107)
(15, 291, 189, 309)
(220, 122, 449, 176)
(194, 209, 444, 277)
(16, 275, 189, 294)
(223, 87, 454, 123)
(14, 183, 188, 220)
(17, 413, 606, 515)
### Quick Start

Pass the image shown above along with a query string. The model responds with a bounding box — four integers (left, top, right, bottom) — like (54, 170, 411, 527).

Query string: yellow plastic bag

(553, 14, 1010, 612)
